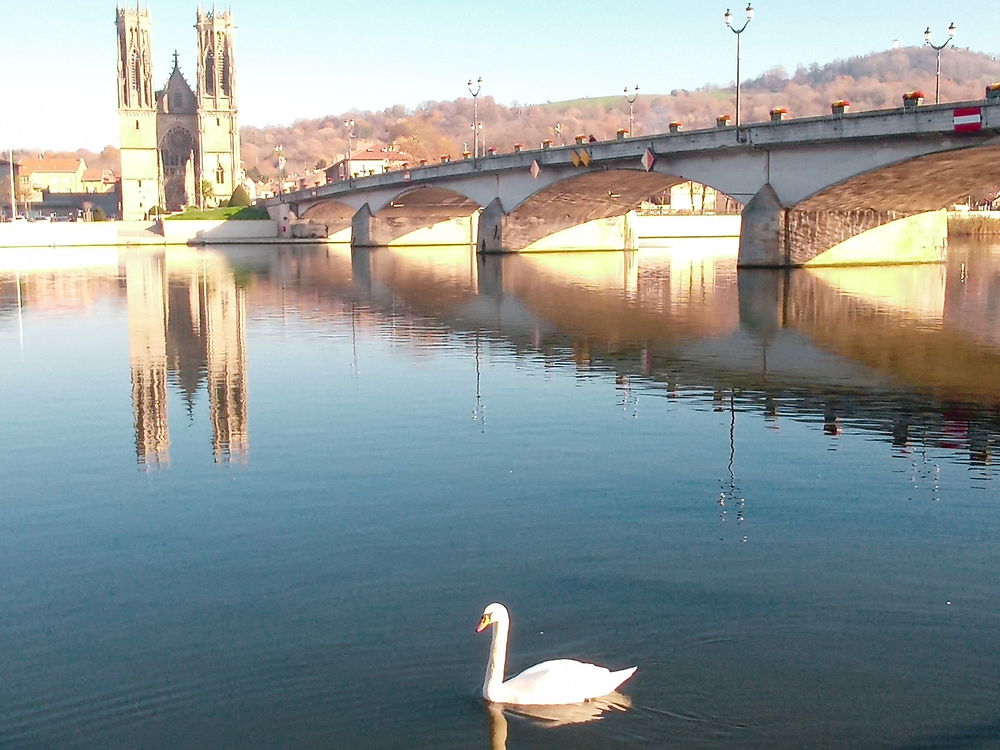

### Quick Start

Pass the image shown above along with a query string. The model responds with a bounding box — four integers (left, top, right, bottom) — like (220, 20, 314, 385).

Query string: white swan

(476, 602, 637, 705)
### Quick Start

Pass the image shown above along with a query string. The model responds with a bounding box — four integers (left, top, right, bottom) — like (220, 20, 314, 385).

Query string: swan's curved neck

(483, 615, 508, 701)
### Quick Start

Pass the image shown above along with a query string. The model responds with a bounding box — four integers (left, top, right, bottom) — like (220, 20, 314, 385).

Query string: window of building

(216, 164, 225, 184)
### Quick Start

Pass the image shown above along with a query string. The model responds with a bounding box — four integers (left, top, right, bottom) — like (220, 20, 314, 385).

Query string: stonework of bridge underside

(300, 200, 353, 234)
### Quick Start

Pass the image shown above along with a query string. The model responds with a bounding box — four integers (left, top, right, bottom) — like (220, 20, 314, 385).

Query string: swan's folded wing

(504, 659, 624, 704)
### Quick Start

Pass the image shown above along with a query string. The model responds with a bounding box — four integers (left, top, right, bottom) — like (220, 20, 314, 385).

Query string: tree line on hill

(23, 46, 1000, 181)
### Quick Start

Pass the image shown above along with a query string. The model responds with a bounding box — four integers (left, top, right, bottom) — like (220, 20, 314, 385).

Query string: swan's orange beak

(476, 613, 492, 633)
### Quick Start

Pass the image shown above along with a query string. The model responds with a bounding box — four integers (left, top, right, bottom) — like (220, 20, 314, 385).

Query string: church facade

(116, 6, 241, 220)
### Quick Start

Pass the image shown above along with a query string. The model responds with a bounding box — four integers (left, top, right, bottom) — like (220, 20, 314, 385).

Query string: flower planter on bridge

(716, 115, 732, 129)
(831, 99, 851, 116)
(513, 143, 523, 153)
(616, 128, 629, 140)
(769, 107, 789, 122)
(902, 91, 924, 110)
(541, 139, 552, 150)
(669, 121, 683, 133)
(987, 83, 1000, 101)
(575, 134, 587, 145)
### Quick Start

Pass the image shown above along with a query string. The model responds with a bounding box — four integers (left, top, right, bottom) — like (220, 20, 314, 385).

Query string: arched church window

(216, 163, 225, 184)
(129, 47, 139, 104)
(205, 49, 215, 96)
(221, 38, 231, 97)
(143, 49, 152, 106)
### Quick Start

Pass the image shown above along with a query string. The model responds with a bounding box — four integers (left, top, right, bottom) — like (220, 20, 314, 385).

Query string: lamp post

(924, 22, 956, 104)
(724, 3, 754, 128)
(7, 148, 16, 221)
(624, 85, 639, 135)
(343, 118, 355, 180)
(467, 76, 482, 158)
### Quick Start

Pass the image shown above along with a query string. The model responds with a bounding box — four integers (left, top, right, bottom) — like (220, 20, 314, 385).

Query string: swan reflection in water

(486, 693, 632, 749)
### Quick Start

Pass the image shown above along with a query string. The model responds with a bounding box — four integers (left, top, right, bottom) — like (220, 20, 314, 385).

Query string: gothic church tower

(116, 6, 242, 219)
(196, 8, 241, 205)
(116, 6, 161, 221)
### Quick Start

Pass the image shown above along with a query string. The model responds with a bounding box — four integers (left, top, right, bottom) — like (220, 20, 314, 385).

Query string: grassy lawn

(164, 206, 269, 220)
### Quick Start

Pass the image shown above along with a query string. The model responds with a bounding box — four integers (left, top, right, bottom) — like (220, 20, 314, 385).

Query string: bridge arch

(300, 199, 355, 235)
(352, 185, 482, 247)
(752, 143, 1000, 266)
(491, 169, 679, 251)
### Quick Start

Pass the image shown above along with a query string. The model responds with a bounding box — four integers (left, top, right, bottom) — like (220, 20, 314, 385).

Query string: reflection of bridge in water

(4, 242, 997, 465)
(224, 242, 1000, 463)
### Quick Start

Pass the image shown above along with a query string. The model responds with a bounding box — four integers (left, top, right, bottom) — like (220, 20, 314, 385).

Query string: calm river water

(1, 238, 999, 749)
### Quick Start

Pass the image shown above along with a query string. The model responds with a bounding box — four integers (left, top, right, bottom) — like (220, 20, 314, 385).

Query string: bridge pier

(477, 198, 507, 253)
(738, 184, 785, 266)
(351, 203, 378, 246)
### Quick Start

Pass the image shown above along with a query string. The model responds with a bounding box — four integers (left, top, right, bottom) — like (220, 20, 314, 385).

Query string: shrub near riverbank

(165, 206, 269, 221)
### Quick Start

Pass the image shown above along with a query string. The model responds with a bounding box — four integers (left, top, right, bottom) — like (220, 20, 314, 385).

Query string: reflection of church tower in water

(126, 253, 171, 466)
(126, 251, 248, 465)
(116, 6, 241, 219)
(203, 265, 248, 462)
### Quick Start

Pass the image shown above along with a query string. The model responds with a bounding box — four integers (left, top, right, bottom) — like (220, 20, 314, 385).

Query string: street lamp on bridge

(343, 118, 355, 180)
(624, 85, 639, 136)
(467, 77, 483, 158)
(924, 22, 956, 104)
(724, 3, 754, 128)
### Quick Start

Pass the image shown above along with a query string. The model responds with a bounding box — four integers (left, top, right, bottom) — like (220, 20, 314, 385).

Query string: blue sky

(4, 0, 998, 151)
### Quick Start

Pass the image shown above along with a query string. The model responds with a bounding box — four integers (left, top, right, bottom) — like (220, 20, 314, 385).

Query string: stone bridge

(265, 99, 1000, 266)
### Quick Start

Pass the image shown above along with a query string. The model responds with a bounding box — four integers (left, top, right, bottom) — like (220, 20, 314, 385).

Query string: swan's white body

(476, 602, 637, 705)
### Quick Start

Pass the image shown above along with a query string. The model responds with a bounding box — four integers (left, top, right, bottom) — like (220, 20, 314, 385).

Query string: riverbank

(0, 218, 286, 248)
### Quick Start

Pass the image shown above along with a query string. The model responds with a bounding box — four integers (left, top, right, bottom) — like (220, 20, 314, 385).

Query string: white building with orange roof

(19, 156, 87, 200)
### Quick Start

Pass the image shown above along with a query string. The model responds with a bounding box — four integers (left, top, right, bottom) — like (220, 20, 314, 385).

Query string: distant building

(324, 146, 414, 182)
(82, 168, 118, 194)
(18, 156, 87, 200)
(116, 6, 242, 219)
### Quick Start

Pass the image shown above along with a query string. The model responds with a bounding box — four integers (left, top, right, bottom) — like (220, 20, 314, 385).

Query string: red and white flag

(953, 107, 982, 133)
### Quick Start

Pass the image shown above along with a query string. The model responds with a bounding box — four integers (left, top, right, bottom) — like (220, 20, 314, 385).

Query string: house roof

(82, 167, 116, 183)
(19, 157, 86, 176)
